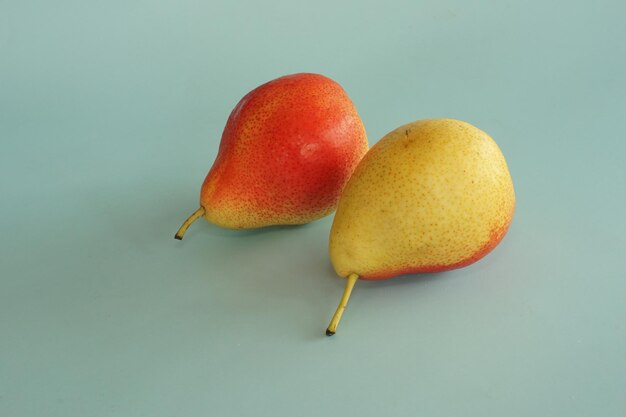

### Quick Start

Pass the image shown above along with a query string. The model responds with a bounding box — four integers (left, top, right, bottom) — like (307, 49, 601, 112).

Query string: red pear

(175, 73, 369, 238)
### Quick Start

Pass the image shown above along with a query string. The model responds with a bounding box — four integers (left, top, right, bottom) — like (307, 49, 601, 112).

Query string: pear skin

(176, 73, 368, 238)
(326, 119, 515, 335)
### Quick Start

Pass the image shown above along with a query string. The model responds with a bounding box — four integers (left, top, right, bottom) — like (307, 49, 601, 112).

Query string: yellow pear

(326, 119, 515, 335)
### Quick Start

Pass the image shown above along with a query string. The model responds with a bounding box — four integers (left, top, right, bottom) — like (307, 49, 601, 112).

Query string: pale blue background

(1, 1, 625, 416)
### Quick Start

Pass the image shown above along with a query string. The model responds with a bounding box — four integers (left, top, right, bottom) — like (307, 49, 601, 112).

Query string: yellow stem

(326, 273, 359, 336)
(174, 207, 205, 240)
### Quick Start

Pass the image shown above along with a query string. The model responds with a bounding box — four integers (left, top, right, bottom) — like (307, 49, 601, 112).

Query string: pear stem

(175, 207, 205, 240)
(326, 273, 359, 336)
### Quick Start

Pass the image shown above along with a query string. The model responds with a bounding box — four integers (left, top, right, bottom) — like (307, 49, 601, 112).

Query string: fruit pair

(176, 73, 515, 336)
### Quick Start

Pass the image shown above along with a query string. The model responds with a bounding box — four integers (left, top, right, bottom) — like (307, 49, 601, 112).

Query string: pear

(175, 73, 368, 239)
(326, 119, 515, 335)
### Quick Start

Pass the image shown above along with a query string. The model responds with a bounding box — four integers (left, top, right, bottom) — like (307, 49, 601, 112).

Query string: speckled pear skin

(329, 119, 515, 280)
(200, 73, 369, 229)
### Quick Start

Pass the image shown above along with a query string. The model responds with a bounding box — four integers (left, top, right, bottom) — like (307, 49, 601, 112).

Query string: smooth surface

(1, 1, 625, 416)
